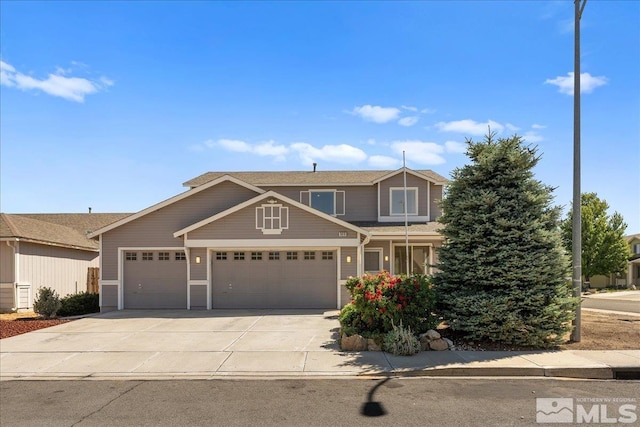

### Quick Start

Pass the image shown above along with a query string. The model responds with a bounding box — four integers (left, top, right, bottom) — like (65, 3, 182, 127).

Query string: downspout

(7, 240, 19, 310)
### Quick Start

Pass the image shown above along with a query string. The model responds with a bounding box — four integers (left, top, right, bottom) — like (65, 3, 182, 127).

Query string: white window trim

(390, 187, 418, 216)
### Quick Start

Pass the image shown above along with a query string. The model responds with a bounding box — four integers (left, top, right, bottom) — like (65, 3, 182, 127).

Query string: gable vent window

(256, 203, 289, 235)
(304, 251, 315, 260)
(175, 252, 186, 261)
(251, 252, 262, 260)
(286, 251, 298, 260)
(234, 252, 245, 261)
(158, 252, 170, 261)
(142, 252, 153, 261)
(125, 252, 137, 261)
(321, 251, 333, 260)
(216, 252, 227, 260)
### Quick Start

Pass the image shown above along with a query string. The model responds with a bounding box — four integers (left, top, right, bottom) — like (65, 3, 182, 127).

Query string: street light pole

(571, 0, 587, 343)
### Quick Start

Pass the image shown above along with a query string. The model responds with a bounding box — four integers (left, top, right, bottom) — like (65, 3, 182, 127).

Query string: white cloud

(217, 139, 252, 152)
(505, 123, 520, 132)
(434, 119, 504, 136)
(531, 123, 547, 129)
(369, 155, 401, 169)
(401, 105, 418, 112)
(398, 116, 419, 127)
(522, 131, 544, 143)
(544, 72, 608, 95)
(350, 105, 401, 123)
(420, 108, 436, 114)
(291, 142, 367, 165)
(444, 140, 467, 154)
(366, 138, 377, 145)
(253, 140, 289, 161)
(0, 60, 113, 102)
(390, 140, 446, 165)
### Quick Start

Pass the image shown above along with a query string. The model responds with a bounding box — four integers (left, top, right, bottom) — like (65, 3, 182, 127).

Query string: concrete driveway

(0, 309, 391, 378)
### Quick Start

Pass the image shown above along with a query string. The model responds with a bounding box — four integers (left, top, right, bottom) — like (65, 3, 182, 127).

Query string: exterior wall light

(346, 256, 352, 263)
(384, 255, 389, 262)
(195, 256, 201, 264)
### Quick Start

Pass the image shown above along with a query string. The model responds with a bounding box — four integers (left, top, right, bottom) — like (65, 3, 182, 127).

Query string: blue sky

(1, 1, 638, 232)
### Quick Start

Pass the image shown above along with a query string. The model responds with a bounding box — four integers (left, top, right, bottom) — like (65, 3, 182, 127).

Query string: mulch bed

(0, 318, 72, 339)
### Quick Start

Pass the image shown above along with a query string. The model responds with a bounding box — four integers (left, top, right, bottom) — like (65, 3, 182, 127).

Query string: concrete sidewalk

(1, 310, 638, 380)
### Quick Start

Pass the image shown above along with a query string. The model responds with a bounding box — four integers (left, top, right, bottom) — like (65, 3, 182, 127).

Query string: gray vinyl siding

(189, 248, 207, 280)
(379, 173, 430, 217)
(340, 247, 357, 279)
(190, 285, 207, 309)
(1, 242, 14, 283)
(101, 181, 259, 279)
(0, 284, 14, 311)
(18, 242, 98, 307)
(430, 184, 443, 220)
(101, 284, 118, 312)
(261, 185, 378, 222)
(340, 285, 350, 308)
(189, 201, 355, 240)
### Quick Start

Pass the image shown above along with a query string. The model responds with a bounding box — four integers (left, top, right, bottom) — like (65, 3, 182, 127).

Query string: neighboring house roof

(625, 233, 640, 242)
(0, 213, 130, 251)
(183, 168, 449, 188)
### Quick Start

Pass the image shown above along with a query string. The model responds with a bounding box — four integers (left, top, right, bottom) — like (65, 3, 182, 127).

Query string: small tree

(33, 287, 62, 319)
(561, 192, 629, 284)
(433, 133, 577, 348)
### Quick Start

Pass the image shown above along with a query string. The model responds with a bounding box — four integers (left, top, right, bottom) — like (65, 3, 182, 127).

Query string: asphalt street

(582, 297, 640, 314)
(2, 378, 638, 426)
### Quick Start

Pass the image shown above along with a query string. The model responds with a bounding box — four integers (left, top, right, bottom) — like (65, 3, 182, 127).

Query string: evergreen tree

(433, 133, 577, 348)
(561, 193, 629, 284)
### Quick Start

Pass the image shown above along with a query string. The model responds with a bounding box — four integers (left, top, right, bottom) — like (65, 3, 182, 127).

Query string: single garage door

(123, 251, 187, 309)
(211, 250, 337, 309)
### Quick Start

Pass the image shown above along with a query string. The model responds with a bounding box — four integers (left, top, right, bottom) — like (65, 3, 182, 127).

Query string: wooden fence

(87, 267, 99, 294)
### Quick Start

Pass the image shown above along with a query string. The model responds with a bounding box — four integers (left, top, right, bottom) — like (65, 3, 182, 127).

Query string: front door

(394, 245, 430, 275)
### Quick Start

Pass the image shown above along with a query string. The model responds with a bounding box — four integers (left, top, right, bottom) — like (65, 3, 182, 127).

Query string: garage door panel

(124, 256, 187, 309)
(211, 251, 336, 309)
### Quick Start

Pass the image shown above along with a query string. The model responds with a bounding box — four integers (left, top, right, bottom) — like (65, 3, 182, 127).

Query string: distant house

(88, 168, 448, 312)
(627, 233, 640, 288)
(586, 233, 640, 289)
(0, 213, 130, 311)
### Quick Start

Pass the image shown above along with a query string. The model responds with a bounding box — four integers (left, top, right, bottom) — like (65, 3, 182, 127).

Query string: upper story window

(634, 243, 640, 255)
(390, 187, 418, 215)
(256, 203, 289, 235)
(311, 191, 335, 215)
(300, 190, 345, 216)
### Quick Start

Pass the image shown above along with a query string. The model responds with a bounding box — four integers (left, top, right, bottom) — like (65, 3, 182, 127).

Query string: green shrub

(58, 292, 100, 317)
(340, 271, 437, 337)
(33, 287, 62, 319)
(383, 321, 420, 356)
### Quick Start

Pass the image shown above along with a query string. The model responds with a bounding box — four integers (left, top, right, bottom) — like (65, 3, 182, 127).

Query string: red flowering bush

(340, 271, 437, 337)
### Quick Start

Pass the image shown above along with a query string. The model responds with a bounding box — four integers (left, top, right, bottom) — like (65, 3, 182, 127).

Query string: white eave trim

(184, 238, 361, 248)
(88, 175, 265, 238)
(371, 168, 446, 185)
(174, 190, 370, 238)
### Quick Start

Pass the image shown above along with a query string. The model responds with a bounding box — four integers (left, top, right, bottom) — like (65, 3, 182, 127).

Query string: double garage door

(123, 250, 337, 309)
(211, 250, 337, 309)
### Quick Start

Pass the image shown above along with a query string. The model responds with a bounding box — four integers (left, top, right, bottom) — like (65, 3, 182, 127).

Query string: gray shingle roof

(0, 213, 131, 251)
(183, 169, 449, 188)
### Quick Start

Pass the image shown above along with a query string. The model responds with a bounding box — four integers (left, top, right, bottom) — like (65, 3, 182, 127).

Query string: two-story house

(88, 168, 447, 311)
